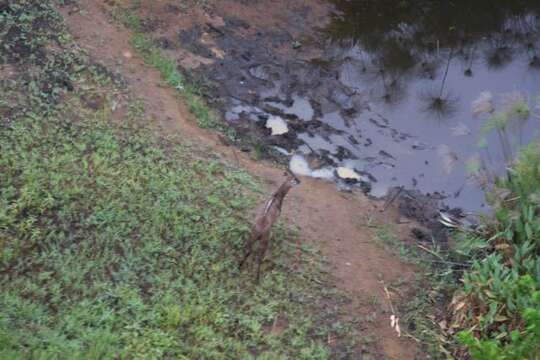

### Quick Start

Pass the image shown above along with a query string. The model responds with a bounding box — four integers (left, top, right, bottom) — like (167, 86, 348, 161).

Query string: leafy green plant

(0, 0, 63, 63)
(458, 288, 540, 360)
(451, 142, 540, 359)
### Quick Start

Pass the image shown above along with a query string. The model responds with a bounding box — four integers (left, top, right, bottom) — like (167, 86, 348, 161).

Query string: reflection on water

(297, 0, 540, 211)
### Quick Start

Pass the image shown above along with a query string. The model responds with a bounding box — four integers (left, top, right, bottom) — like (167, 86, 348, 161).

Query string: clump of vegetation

(0, 0, 63, 63)
(451, 142, 540, 359)
(399, 141, 540, 359)
(0, 1, 358, 358)
(397, 92, 539, 358)
(473, 91, 533, 166)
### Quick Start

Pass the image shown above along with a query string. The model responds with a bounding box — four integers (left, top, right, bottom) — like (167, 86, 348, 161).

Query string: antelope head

(283, 170, 301, 188)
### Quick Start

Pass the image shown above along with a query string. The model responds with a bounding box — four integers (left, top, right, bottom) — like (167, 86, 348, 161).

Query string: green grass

(0, 1, 359, 358)
(130, 33, 221, 130)
(0, 107, 347, 359)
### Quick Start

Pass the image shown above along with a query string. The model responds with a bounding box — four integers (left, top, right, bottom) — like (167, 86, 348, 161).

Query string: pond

(311, 0, 540, 211)
(169, 0, 540, 213)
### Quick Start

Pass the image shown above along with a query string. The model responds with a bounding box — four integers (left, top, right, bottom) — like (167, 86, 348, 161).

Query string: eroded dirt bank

(62, 1, 428, 358)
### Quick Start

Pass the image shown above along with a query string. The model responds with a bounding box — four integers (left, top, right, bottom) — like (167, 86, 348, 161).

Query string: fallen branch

(382, 281, 401, 337)
(417, 244, 446, 262)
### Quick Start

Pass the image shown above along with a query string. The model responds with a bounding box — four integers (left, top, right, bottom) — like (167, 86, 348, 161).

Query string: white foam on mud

(266, 116, 288, 135)
(289, 154, 312, 176)
(311, 168, 335, 179)
(289, 154, 336, 179)
(336, 166, 362, 181)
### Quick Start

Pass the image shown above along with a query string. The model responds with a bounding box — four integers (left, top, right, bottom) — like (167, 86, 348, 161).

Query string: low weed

(0, 1, 359, 358)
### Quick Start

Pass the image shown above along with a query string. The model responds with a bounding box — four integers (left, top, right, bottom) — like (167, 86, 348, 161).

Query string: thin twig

(381, 186, 404, 212)
(404, 333, 421, 343)
(382, 282, 396, 315)
(382, 281, 402, 337)
(416, 258, 470, 267)
(417, 244, 446, 262)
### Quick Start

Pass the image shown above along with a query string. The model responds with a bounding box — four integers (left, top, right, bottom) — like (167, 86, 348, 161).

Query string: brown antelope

(239, 171, 300, 281)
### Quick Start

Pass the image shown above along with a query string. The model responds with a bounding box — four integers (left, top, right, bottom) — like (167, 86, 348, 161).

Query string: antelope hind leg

(239, 231, 259, 269)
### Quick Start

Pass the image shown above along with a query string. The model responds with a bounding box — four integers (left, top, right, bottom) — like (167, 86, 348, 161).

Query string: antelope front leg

(255, 233, 270, 282)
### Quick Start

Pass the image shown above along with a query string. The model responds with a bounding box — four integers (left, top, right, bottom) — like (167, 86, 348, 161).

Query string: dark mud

(139, 0, 540, 235)
(394, 188, 466, 246)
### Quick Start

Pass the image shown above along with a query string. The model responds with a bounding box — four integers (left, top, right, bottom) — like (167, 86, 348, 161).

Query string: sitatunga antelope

(239, 171, 300, 281)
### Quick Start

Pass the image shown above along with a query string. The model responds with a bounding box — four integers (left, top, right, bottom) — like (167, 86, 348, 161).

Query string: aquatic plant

(420, 88, 459, 119)
(472, 91, 494, 117)
(484, 44, 514, 70)
(420, 48, 459, 119)
(475, 91, 533, 166)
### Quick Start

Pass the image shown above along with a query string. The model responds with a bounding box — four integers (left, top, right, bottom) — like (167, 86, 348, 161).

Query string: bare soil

(63, 1, 425, 358)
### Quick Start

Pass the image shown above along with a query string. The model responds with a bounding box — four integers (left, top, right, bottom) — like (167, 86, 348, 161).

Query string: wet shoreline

(144, 0, 540, 229)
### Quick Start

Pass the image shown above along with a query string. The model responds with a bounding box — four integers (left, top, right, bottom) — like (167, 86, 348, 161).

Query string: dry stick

(382, 282, 396, 315)
(416, 244, 471, 267)
(302, 138, 318, 156)
(381, 186, 404, 212)
(205, 22, 225, 37)
(382, 281, 401, 337)
(358, 223, 379, 229)
(404, 333, 422, 343)
(416, 244, 446, 262)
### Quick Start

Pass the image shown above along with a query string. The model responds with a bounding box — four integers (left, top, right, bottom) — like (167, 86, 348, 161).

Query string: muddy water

(174, 0, 540, 212)
(315, 0, 540, 211)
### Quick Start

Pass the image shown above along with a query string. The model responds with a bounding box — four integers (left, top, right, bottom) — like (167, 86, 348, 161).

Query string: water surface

(180, 0, 540, 212)
(286, 0, 540, 211)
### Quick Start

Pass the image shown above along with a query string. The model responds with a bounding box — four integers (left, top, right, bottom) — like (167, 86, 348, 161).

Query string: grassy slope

(0, 1, 356, 359)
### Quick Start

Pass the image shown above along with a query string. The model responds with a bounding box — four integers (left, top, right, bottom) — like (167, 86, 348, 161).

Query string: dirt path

(64, 1, 423, 358)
